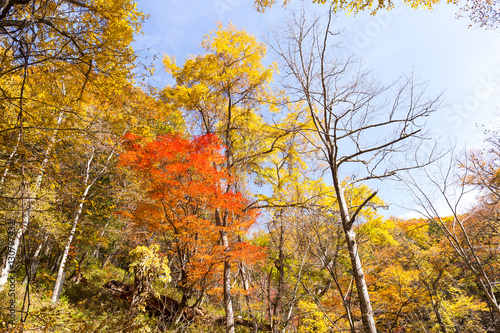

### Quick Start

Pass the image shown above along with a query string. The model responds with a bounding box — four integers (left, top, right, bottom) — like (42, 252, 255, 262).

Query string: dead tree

(270, 9, 441, 332)
(402, 141, 500, 328)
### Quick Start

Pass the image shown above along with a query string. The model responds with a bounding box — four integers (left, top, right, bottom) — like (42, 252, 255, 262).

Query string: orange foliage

(119, 133, 264, 295)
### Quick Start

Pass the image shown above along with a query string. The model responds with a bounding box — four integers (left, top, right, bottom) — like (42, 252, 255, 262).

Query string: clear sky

(132, 0, 500, 217)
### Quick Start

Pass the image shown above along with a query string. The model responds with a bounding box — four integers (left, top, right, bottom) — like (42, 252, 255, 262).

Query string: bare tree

(402, 136, 500, 328)
(270, 9, 441, 332)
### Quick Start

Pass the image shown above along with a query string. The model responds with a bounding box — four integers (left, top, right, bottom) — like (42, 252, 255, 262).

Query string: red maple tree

(119, 133, 264, 306)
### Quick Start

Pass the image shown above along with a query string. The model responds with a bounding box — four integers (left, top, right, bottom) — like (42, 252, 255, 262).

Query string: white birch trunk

(51, 150, 94, 303)
(51, 141, 117, 303)
(0, 113, 64, 290)
(222, 230, 235, 333)
(51, 182, 92, 303)
(0, 131, 21, 191)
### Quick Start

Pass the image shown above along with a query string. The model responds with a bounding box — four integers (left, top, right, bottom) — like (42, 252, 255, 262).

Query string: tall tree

(270, 10, 441, 332)
(51, 138, 119, 303)
(162, 23, 284, 333)
(119, 133, 264, 325)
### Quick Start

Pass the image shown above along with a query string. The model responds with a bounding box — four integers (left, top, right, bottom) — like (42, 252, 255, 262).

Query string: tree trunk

(0, 210, 30, 289)
(222, 229, 235, 333)
(0, 113, 64, 290)
(333, 177, 377, 333)
(51, 252, 63, 273)
(0, 131, 21, 191)
(51, 148, 95, 303)
(431, 299, 448, 333)
(239, 262, 258, 333)
(271, 222, 285, 332)
(344, 227, 376, 332)
(215, 207, 235, 333)
(92, 218, 110, 258)
(51, 140, 117, 303)
(51, 181, 92, 303)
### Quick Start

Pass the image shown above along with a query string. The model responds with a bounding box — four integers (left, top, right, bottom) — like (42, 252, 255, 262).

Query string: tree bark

(222, 229, 235, 333)
(51, 171, 92, 303)
(333, 175, 377, 333)
(271, 222, 285, 332)
(0, 131, 21, 191)
(238, 262, 259, 332)
(0, 113, 64, 290)
(51, 136, 117, 303)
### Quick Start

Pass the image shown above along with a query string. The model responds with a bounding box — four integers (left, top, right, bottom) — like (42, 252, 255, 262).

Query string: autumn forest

(0, 0, 499, 332)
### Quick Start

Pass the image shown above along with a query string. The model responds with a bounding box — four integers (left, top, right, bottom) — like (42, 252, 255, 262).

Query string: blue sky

(132, 0, 500, 217)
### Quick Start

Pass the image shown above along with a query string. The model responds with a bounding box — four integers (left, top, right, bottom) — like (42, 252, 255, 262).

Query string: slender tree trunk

(267, 267, 273, 326)
(431, 298, 448, 333)
(30, 236, 47, 278)
(52, 149, 94, 303)
(0, 131, 21, 191)
(0, 113, 64, 290)
(333, 175, 377, 333)
(282, 243, 310, 333)
(0, 209, 29, 289)
(92, 218, 110, 258)
(51, 178, 92, 303)
(51, 141, 117, 303)
(237, 232, 258, 331)
(271, 222, 285, 332)
(221, 229, 235, 333)
(51, 252, 63, 273)
(330, 227, 356, 332)
(344, 228, 375, 331)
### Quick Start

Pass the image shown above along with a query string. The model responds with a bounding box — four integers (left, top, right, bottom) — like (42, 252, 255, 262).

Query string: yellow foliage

(254, 0, 449, 15)
(129, 245, 171, 286)
(362, 217, 398, 247)
(161, 23, 288, 185)
(297, 300, 330, 333)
